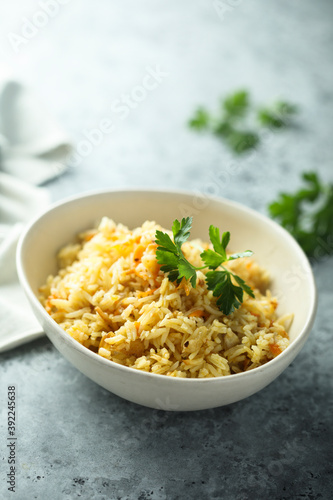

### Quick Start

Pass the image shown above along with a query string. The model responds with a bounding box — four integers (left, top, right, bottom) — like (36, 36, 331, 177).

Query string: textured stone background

(1, 1, 333, 499)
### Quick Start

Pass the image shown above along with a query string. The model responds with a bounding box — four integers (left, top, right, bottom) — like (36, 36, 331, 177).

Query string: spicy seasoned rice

(39, 218, 292, 378)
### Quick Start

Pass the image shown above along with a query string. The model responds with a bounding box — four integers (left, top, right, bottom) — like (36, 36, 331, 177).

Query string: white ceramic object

(17, 189, 317, 411)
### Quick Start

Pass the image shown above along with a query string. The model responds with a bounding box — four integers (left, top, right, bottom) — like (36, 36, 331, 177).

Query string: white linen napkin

(0, 75, 71, 183)
(0, 76, 72, 352)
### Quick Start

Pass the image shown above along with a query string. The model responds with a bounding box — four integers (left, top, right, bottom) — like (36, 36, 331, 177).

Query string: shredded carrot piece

(269, 343, 282, 356)
(133, 244, 146, 262)
(134, 321, 140, 333)
(45, 293, 58, 313)
(189, 310, 207, 318)
(137, 288, 158, 298)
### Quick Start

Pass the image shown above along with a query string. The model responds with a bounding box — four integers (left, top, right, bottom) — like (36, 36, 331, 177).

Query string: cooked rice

(39, 218, 292, 378)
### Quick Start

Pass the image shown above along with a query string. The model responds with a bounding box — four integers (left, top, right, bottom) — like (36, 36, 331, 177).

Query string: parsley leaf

(223, 90, 250, 120)
(155, 218, 254, 315)
(156, 217, 197, 286)
(269, 172, 333, 258)
(214, 121, 233, 137)
(172, 217, 192, 249)
(188, 107, 211, 131)
(206, 271, 253, 315)
(177, 258, 197, 288)
(209, 225, 229, 259)
(233, 274, 255, 297)
(155, 230, 177, 254)
(258, 100, 298, 128)
(200, 249, 224, 270)
(216, 276, 243, 315)
(201, 227, 232, 268)
(226, 130, 259, 154)
(155, 250, 179, 273)
(202, 226, 253, 267)
(228, 250, 254, 261)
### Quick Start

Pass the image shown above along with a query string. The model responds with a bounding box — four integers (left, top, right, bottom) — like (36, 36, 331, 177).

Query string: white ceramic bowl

(17, 189, 317, 411)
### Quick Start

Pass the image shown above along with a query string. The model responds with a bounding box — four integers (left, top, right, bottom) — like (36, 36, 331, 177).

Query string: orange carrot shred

(133, 244, 146, 262)
(269, 343, 282, 356)
(189, 310, 206, 318)
(137, 288, 158, 298)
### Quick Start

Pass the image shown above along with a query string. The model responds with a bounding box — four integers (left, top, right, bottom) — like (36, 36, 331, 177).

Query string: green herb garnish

(269, 172, 333, 258)
(188, 90, 297, 154)
(155, 217, 254, 315)
(257, 101, 298, 128)
(224, 130, 259, 154)
(222, 90, 250, 120)
(188, 107, 211, 131)
(155, 217, 197, 288)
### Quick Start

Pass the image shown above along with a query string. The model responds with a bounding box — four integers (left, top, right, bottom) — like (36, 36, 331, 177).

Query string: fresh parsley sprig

(269, 172, 333, 258)
(155, 217, 254, 315)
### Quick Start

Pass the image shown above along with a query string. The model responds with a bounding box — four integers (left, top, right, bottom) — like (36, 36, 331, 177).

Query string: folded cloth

(0, 75, 72, 352)
(0, 75, 71, 184)
(0, 174, 50, 351)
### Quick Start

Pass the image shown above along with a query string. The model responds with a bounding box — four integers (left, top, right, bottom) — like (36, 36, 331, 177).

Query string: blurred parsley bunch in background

(269, 172, 333, 258)
(188, 89, 298, 154)
(188, 90, 332, 260)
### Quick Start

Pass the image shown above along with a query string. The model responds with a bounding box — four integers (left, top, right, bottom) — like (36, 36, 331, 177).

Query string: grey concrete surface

(1, 0, 333, 499)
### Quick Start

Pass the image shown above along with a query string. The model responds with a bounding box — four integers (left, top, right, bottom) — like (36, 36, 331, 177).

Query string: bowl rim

(17, 187, 318, 384)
